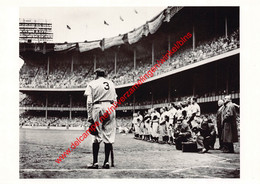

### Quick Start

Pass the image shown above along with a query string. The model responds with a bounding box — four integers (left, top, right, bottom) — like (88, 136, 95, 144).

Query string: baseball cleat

(201, 148, 209, 153)
(87, 163, 99, 169)
(102, 162, 110, 169)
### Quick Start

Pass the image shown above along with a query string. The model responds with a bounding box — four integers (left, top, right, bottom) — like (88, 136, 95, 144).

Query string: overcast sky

(20, 7, 166, 43)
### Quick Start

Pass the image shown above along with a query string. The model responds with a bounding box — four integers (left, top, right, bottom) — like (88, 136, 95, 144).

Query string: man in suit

(221, 95, 239, 153)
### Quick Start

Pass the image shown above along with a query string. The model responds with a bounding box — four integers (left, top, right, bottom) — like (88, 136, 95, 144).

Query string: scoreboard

(19, 18, 53, 43)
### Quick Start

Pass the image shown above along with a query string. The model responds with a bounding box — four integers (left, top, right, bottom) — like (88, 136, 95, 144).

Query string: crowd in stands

(110, 29, 239, 85)
(20, 117, 47, 126)
(19, 116, 87, 127)
(19, 30, 239, 88)
(19, 115, 131, 129)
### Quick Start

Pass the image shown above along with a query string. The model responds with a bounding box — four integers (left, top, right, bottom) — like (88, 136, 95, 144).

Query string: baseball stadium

(19, 7, 240, 178)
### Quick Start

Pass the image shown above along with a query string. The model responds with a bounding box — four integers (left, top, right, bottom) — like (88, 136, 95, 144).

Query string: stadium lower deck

(19, 128, 239, 178)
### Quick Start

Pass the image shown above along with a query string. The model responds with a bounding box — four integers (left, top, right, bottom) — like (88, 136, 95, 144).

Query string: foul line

(170, 165, 239, 174)
(20, 166, 239, 173)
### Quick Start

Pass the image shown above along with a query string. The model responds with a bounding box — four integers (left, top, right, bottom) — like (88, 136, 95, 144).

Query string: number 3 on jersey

(103, 82, 110, 90)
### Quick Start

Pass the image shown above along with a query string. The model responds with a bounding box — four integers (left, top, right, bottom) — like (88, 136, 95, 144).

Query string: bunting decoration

(128, 26, 144, 44)
(104, 35, 125, 49)
(78, 40, 102, 52)
(148, 13, 165, 34)
(54, 43, 76, 52)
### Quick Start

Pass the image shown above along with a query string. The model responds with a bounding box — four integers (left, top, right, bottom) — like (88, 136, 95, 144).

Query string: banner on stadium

(104, 35, 125, 49)
(143, 23, 149, 37)
(148, 13, 165, 34)
(169, 7, 183, 20)
(164, 6, 183, 22)
(127, 26, 144, 45)
(54, 43, 77, 52)
(78, 40, 101, 52)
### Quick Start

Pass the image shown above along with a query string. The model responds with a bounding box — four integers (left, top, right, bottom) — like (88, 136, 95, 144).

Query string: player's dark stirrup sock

(104, 143, 112, 164)
(162, 136, 166, 142)
(165, 136, 169, 142)
(93, 143, 100, 164)
(111, 144, 114, 167)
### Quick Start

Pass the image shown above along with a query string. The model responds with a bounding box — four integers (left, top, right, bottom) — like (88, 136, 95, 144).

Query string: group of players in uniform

(132, 97, 218, 153)
(84, 68, 238, 169)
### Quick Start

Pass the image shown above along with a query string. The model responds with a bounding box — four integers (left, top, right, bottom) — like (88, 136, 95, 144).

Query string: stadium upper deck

(19, 7, 239, 90)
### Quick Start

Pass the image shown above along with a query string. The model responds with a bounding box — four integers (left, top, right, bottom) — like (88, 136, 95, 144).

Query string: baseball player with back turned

(84, 68, 117, 169)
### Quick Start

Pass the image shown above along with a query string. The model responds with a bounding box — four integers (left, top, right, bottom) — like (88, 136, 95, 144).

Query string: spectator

(221, 95, 239, 153)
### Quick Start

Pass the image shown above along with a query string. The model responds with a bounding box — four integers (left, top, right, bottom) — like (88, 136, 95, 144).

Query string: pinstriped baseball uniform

(84, 77, 117, 144)
(167, 107, 177, 137)
(132, 113, 140, 135)
(159, 111, 168, 137)
(151, 111, 160, 137)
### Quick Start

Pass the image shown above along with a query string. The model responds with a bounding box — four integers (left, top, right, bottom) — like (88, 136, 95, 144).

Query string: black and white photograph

(17, 6, 241, 178)
(2, 1, 260, 182)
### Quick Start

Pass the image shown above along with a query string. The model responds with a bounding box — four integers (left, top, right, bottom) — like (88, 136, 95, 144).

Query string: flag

(67, 25, 71, 30)
(104, 20, 109, 26)
(134, 9, 138, 14)
(119, 16, 124, 21)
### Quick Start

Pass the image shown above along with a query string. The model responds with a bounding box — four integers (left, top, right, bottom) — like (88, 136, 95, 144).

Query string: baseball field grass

(19, 128, 240, 178)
